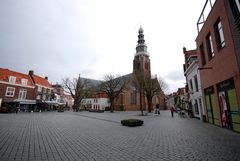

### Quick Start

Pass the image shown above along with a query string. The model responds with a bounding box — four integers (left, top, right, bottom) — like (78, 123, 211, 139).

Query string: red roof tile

(32, 75, 52, 88)
(0, 68, 34, 86)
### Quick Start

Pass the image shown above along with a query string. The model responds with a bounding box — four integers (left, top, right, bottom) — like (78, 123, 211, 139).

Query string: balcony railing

(197, 0, 216, 33)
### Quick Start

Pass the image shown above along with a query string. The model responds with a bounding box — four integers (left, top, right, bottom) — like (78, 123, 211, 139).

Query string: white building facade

(81, 98, 110, 111)
(185, 56, 206, 120)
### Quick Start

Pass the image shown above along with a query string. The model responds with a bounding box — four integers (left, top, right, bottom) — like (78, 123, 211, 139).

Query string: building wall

(196, 0, 239, 88)
(0, 83, 35, 102)
(196, 0, 240, 132)
(186, 62, 205, 120)
(225, 0, 240, 104)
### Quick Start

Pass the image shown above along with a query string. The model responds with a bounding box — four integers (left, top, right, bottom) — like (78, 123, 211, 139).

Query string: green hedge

(121, 119, 144, 127)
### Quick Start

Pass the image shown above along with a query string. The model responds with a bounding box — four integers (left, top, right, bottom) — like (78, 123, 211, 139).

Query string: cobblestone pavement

(0, 110, 240, 161)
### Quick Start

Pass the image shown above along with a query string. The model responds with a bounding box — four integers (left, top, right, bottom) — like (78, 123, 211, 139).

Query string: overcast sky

(0, 0, 206, 93)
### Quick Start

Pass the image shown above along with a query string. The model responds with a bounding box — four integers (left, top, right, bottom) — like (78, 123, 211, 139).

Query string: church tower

(133, 26, 151, 77)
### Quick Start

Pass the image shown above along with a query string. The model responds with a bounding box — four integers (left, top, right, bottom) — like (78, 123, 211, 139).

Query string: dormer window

(21, 79, 28, 86)
(9, 76, 16, 84)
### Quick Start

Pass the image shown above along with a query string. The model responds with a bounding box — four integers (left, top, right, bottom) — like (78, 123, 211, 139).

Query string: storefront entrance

(205, 86, 220, 126)
(217, 78, 240, 132)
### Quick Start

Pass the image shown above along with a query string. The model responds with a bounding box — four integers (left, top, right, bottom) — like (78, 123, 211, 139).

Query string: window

(43, 88, 46, 93)
(236, 0, 240, 13)
(230, 0, 240, 18)
(21, 79, 28, 86)
(214, 19, 225, 49)
(194, 100, 199, 114)
(199, 98, 202, 113)
(206, 34, 214, 59)
(200, 44, 206, 65)
(19, 89, 27, 99)
(145, 62, 148, 70)
(194, 75, 199, 92)
(5, 87, 15, 97)
(9, 76, 16, 84)
(36, 95, 41, 100)
(38, 86, 42, 92)
(131, 87, 137, 104)
(189, 79, 193, 92)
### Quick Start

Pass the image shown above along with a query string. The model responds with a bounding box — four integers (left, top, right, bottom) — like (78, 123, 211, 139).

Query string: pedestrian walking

(156, 104, 160, 115)
(170, 106, 175, 118)
(15, 107, 19, 114)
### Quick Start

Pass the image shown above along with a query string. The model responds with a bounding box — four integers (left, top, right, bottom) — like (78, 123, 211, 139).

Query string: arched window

(131, 86, 137, 104)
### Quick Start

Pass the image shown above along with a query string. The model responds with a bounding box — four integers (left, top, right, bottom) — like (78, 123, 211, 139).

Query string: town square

(1, 0, 240, 160)
(0, 111, 240, 161)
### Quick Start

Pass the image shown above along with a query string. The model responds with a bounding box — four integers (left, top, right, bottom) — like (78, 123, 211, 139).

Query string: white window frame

(9, 76, 16, 84)
(5, 87, 15, 97)
(207, 34, 214, 58)
(38, 86, 42, 92)
(19, 89, 27, 99)
(21, 79, 28, 86)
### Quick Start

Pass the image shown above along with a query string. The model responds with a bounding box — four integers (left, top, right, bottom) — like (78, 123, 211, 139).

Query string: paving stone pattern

(0, 111, 240, 161)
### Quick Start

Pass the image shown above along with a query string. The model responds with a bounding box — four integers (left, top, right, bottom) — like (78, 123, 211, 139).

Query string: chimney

(29, 70, 34, 76)
(45, 76, 48, 80)
(183, 47, 186, 53)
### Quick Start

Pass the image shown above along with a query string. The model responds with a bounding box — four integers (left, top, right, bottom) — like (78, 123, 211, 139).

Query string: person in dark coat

(170, 106, 175, 118)
(15, 107, 19, 114)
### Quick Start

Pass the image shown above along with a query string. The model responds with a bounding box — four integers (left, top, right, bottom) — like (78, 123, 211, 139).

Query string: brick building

(114, 27, 165, 111)
(80, 27, 165, 112)
(196, 0, 240, 132)
(28, 70, 53, 111)
(0, 68, 35, 112)
(0, 68, 54, 112)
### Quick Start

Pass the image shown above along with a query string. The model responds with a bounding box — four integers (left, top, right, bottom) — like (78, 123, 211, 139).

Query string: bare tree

(133, 72, 146, 116)
(100, 74, 126, 112)
(158, 76, 169, 94)
(62, 75, 90, 112)
(144, 75, 162, 113)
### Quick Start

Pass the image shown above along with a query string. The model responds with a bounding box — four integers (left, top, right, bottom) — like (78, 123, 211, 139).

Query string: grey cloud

(165, 70, 185, 82)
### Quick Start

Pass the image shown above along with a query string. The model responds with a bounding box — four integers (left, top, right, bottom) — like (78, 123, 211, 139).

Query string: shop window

(214, 19, 225, 50)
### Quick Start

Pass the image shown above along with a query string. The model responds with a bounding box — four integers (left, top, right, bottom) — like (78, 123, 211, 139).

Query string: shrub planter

(57, 109, 64, 112)
(88, 109, 104, 113)
(121, 119, 144, 127)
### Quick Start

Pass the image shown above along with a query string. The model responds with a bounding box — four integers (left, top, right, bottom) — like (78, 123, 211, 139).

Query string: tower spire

(133, 26, 151, 75)
(136, 26, 148, 55)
